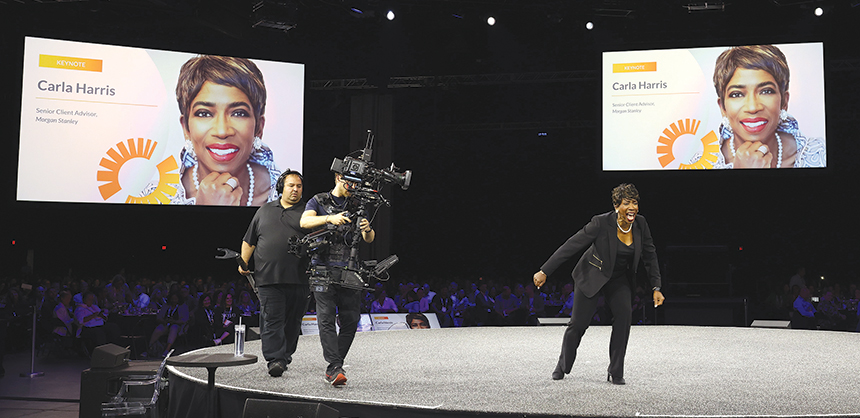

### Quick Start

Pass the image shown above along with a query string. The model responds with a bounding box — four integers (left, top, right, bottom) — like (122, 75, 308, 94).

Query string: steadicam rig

(295, 131, 410, 292)
(330, 130, 412, 198)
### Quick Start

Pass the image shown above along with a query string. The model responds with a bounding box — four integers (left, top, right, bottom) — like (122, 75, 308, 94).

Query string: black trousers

(313, 283, 361, 374)
(555, 276, 632, 378)
(258, 284, 309, 365)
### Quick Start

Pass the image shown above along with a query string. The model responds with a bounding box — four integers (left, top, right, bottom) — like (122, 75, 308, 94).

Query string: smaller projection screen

(602, 42, 825, 170)
(18, 36, 304, 206)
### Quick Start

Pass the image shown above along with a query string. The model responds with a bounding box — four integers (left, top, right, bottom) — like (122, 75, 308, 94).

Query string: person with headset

(239, 169, 309, 377)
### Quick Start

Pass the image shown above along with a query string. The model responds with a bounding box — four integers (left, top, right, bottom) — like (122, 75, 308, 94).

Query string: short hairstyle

(276, 169, 303, 195)
(176, 55, 267, 135)
(611, 183, 640, 207)
(713, 45, 790, 108)
(406, 312, 430, 328)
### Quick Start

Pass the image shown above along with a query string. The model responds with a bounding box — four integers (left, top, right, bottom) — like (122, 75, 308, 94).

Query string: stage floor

(168, 325, 860, 417)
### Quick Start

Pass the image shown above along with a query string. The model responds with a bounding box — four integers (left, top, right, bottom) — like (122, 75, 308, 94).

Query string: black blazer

(540, 210, 661, 298)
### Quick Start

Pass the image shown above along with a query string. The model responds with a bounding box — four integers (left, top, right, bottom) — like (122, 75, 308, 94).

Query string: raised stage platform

(167, 326, 860, 418)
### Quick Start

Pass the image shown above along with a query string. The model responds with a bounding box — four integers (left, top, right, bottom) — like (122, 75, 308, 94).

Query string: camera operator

(239, 169, 309, 378)
(300, 173, 375, 386)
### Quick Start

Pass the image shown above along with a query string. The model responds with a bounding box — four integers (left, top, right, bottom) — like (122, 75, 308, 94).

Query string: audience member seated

(817, 291, 847, 330)
(523, 284, 546, 325)
(105, 275, 130, 313)
(418, 287, 432, 312)
(392, 282, 411, 311)
(792, 287, 819, 330)
(214, 292, 238, 346)
(190, 293, 220, 346)
(74, 291, 121, 352)
(472, 283, 494, 326)
(51, 290, 77, 355)
(452, 289, 473, 326)
(130, 285, 150, 313)
(72, 280, 88, 306)
(147, 291, 189, 357)
(494, 285, 525, 325)
(370, 285, 398, 313)
(236, 290, 258, 316)
(402, 290, 421, 313)
(53, 291, 75, 337)
(430, 286, 454, 327)
(40, 286, 59, 324)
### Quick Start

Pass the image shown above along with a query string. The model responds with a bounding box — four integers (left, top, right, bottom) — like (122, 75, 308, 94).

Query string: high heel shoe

(607, 373, 626, 385)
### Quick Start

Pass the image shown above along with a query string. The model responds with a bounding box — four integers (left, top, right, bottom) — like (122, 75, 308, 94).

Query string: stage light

(162, 245, 167, 250)
(487, 16, 496, 26)
(386, 10, 395, 20)
(585, 21, 594, 30)
(814, 7, 823, 16)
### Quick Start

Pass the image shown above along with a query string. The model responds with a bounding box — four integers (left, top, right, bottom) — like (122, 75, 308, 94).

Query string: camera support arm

(216, 247, 259, 298)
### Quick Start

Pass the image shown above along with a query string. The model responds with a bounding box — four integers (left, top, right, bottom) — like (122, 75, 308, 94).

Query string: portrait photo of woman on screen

(142, 55, 280, 205)
(710, 44, 825, 169)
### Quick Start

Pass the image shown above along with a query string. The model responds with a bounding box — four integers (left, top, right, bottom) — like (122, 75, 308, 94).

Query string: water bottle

(234, 323, 246, 356)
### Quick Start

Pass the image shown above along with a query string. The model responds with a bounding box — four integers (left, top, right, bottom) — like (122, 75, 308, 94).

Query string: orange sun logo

(656, 119, 720, 169)
(97, 138, 180, 203)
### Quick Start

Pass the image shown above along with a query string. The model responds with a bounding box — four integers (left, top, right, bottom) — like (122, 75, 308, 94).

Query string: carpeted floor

(168, 325, 860, 417)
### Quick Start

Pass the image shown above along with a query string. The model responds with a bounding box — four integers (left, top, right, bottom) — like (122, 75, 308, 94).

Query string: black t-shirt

(243, 199, 308, 286)
(305, 192, 360, 267)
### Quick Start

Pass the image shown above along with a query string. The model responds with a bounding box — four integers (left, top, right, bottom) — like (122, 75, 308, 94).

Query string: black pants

(313, 283, 361, 374)
(258, 284, 309, 365)
(556, 277, 632, 378)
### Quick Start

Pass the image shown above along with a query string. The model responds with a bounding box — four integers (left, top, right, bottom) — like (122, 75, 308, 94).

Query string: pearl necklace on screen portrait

(729, 131, 783, 168)
(193, 163, 255, 206)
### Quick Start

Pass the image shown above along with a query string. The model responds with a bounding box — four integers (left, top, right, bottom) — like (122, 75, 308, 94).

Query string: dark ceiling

(2, 0, 857, 79)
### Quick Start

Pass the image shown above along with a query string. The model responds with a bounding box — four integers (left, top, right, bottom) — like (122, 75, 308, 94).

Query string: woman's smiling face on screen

(720, 68, 787, 144)
(183, 81, 263, 175)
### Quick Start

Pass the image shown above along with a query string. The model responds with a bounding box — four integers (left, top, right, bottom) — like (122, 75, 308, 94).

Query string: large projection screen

(18, 36, 304, 205)
(602, 42, 825, 171)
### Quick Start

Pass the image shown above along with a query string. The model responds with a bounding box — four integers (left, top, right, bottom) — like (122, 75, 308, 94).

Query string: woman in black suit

(533, 183, 665, 385)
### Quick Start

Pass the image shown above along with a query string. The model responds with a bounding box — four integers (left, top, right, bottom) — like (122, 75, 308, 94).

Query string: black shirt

(610, 238, 635, 280)
(243, 199, 308, 286)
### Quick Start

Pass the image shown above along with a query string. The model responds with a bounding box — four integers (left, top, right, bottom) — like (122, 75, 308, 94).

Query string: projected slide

(18, 37, 304, 205)
(602, 43, 825, 170)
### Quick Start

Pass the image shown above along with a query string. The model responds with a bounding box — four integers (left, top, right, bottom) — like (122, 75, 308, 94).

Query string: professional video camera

(330, 130, 412, 196)
(292, 131, 410, 292)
